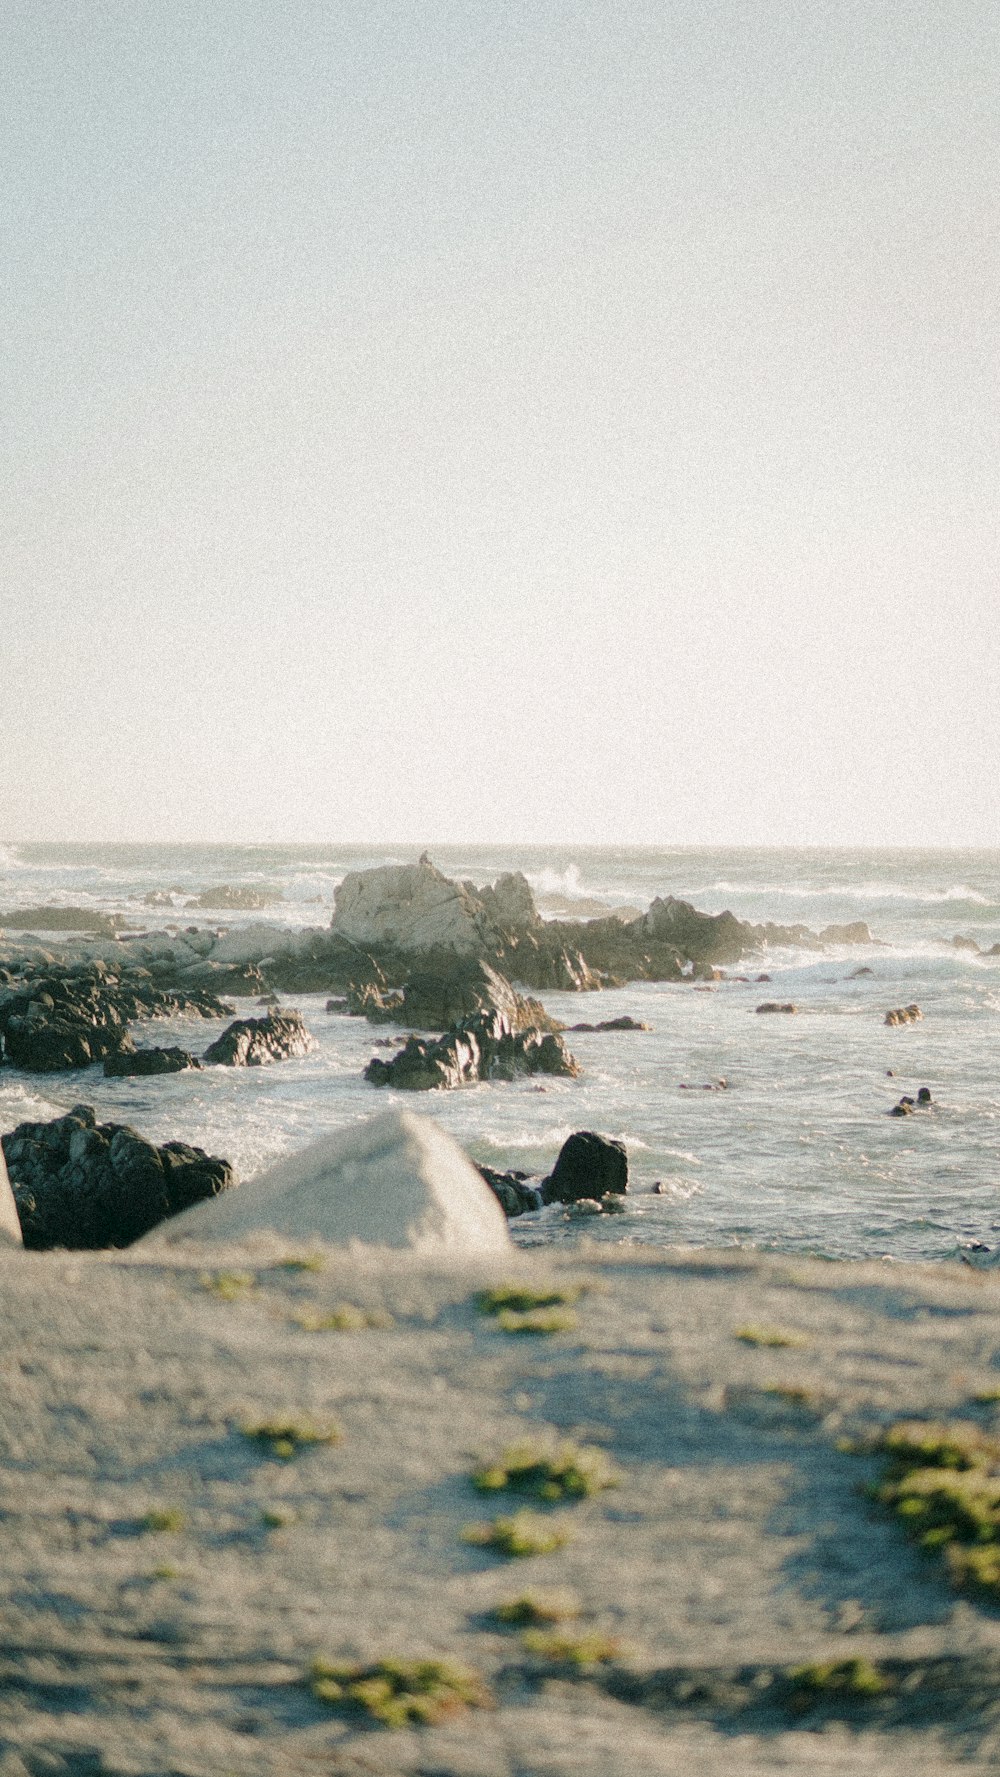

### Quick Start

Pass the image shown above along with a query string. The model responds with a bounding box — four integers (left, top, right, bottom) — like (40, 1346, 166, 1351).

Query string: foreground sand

(4, 1240, 1000, 1774)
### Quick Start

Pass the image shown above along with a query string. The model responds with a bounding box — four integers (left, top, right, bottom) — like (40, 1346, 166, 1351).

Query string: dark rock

(543, 1131, 628, 1204)
(890, 1099, 915, 1116)
(203, 1009, 316, 1066)
(0, 963, 234, 1074)
(679, 1079, 728, 1090)
(849, 966, 875, 978)
(364, 1010, 579, 1091)
(325, 997, 348, 1013)
(1, 1104, 234, 1249)
(345, 980, 406, 1022)
(475, 1163, 545, 1217)
(917, 1086, 932, 1105)
(568, 1015, 651, 1032)
(400, 960, 559, 1034)
(756, 1002, 797, 1014)
(104, 1046, 202, 1077)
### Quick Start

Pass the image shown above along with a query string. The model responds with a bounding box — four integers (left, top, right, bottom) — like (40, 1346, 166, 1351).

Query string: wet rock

(0, 965, 233, 1073)
(542, 1130, 628, 1204)
(104, 1046, 202, 1077)
(475, 1163, 545, 1217)
(885, 1005, 923, 1026)
(917, 1086, 932, 1105)
(400, 961, 558, 1034)
(364, 1010, 579, 1091)
(190, 883, 281, 910)
(1, 1104, 234, 1249)
(819, 921, 873, 945)
(849, 966, 875, 978)
(325, 996, 348, 1012)
(756, 1002, 798, 1014)
(3, 905, 128, 936)
(890, 1099, 915, 1116)
(345, 981, 406, 1022)
(203, 1009, 316, 1066)
(568, 1015, 651, 1032)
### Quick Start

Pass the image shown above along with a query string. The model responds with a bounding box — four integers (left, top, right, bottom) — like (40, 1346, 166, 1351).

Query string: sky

(2, 0, 998, 847)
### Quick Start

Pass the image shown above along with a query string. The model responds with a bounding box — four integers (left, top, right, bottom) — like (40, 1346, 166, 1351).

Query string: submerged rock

(104, 1046, 202, 1077)
(568, 1015, 651, 1032)
(1, 1104, 234, 1249)
(145, 1108, 512, 1253)
(756, 1002, 798, 1014)
(885, 1005, 923, 1026)
(0, 965, 233, 1074)
(203, 1009, 316, 1066)
(364, 1010, 579, 1091)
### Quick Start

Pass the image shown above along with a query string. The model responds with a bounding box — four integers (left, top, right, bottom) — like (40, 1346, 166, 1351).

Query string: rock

(364, 1010, 580, 1091)
(4, 905, 127, 936)
(191, 884, 281, 910)
(144, 1108, 512, 1254)
(202, 1009, 316, 1066)
(475, 1164, 545, 1217)
(325, 996, 348, 1013)
(103, 1046, 202, 1077)
(952, 935, 981, 953)
(756, 1002, 797, 1014)
(0, 964, 234, 1074)
(917, 1086, 932, 1105)
(345, 981, 405, 1022)
(884, 1005, 923, 1026)
(400, 961, 558, 1034)
(890, 1099, 915, 1116)
(679, 1079, 728, 1090)
(819, 922, 873, 945)
(331, 858, 510, 957)
(568, 1015, 651, 1032)
(542, 1131, 628, 1204)
(1, 1104, 234, 1249)
(849, 966, 875, 978)
(0, 1145, 22, 1246)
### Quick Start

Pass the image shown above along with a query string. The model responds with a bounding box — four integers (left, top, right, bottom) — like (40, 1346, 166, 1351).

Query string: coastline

(5, 1238, 1000, 1773)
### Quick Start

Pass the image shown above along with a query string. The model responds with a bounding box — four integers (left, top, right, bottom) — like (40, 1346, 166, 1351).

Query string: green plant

(472, 1440, 620, 1502)
(874, 1418, 1000, 1600)
(141, 1506, 187, 1534)
(241, 1416, 341, 1460)
(308, 1656, 492, 1727)
(520, 1628, 620, 1664)
(461, 1510, 571, 1558)
(477, 1283, 584, 1315)
(734, 1324, 809, 1348)
(261, 1505, 298, 1528)
(150, 1563, 181, 1581)
(493, 1588, 581, 1626)
(277, 1253, 326, 1272)
(292, 1303, 393, 1332)
(788, 1658, 888, 1700)
(200, 1270, 257, 1301)
(496, 1308, 578, 1336)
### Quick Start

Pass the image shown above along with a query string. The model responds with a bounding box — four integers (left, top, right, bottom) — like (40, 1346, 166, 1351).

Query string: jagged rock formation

(0, 964, 233, 1073)
(364, 1010, 579, 1091)
(203, 1009, 316, 1066)
(347, 959, 560, 1035)
(2, 1104, 234, 1249)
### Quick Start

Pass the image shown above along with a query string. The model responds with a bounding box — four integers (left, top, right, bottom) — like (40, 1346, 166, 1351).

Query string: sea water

(1, 842, 999, 1264)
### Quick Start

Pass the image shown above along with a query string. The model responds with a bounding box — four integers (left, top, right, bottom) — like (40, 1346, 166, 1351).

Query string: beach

(4, 1237, 1000, 1773)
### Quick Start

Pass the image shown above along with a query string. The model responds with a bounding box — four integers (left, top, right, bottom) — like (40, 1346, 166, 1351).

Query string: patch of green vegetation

(241, 1416, 341, 1460)
(141, 1506, 187, 1534)
(199, 1269, 257, 1301)
(734, 1324, 809, 1349)
(496, 1308, 578, 1335)
(520, 1629, 620, 1664)
(292, 1303, 394, 1332)
(493, 1588, 581, 1626)
(788, 1658, 888, 1700)
(472, 1440, 620, 1502)
(875, 1419, 1000, 1601)
(150, 1563, 181, 1581)
(461, 1510, 571, 1558)
(477, 1283, 585, 1315)
(277, 1253, 326, 1272)
(261, 1505, 298, 1529)
(308, 1656, 493, 1728)
(973, 1389, 1000, 1405)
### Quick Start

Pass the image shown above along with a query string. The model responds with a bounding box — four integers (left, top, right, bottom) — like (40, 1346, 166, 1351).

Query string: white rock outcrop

(0, 1146, 23, 1247)
(330, 859, 493, 955)
(144, 1109, 512, 1254)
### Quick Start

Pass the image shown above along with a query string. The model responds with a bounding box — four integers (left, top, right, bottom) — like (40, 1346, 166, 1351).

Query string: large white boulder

(330, 858, 495, 956)
(0, 1146, 23, 1247)
(144, 1109, 512, 1254)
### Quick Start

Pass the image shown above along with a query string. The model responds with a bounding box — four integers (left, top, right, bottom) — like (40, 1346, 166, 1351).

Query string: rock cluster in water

(1, 1104, 234, 1249)
(0, 962, 233, 1073)
(477, 1130, 628, 1217)
(364, 1010, 579, 1091)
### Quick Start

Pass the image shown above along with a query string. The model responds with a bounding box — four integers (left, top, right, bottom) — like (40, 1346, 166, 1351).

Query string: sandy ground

(4, 1239, 1000, 1774)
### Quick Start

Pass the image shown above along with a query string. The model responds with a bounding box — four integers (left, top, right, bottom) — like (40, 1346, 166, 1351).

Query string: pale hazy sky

(3, 2, 998, 846)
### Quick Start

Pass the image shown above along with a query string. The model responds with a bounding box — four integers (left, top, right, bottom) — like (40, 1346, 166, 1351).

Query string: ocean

(2, 841, 999, 1264)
